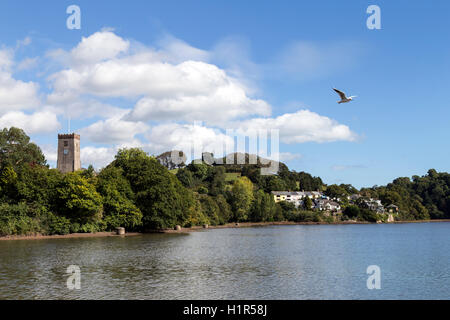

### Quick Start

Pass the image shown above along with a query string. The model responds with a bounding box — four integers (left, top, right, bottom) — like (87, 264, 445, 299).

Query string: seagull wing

(333, 88, 347, 100)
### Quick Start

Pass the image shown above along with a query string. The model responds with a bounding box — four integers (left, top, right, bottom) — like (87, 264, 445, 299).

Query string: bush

(343, 205, 360, 218)
(0, 203, 42, 235)
(198, 186, 209, 194)
(198, 194, 220, 225)
(44, 211, 71, 235)
(358, 208, 378, 222)
(56, 172, 103, 224)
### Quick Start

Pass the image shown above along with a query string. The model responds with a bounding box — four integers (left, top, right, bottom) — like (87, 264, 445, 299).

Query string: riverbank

(157, 220, 368, 233)
(1, 219, 449, 240)
(157, 219, 450, 233)
(0, 231, 141, 241)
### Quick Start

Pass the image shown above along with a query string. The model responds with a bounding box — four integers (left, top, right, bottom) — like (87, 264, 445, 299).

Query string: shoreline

(1, 219, 449, 241)
(158, 219, 450, 233)
(0, 231, 141, 241)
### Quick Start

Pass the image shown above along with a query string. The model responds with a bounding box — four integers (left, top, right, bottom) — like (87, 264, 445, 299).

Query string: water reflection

(0, 223, 449, 299)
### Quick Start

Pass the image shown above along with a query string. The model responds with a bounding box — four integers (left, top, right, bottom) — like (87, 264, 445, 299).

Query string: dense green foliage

(360, 169, 450, 220)
(1, 128, 449, 236)
(343, 205, 379, 222)
(0, 127, 46, 171)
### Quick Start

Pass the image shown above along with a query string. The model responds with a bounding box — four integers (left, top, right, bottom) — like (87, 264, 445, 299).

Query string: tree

(176, 168, 194, 188)
(266, 176, 287, 192)
(250, 190, 279, 222)
(0, 166, 18, 200)
(112, 148, 196, 229)
(325, 184, 348, 199)
(214, 194, 232, 224)
(296, 171, 323, 191)
(304, 197, 313, 210)
(344, 205, 360, 219)
(206, 166, 226, 196)
(186, 163, 210, 181)
(339, 184, 358, 194)
(197, 194, 220, 225)
(230, 176, 254, 222)
(56, 172, 103, 225)
(16, 165, 62, 207)
(96, 166, 143, 230)
(0, 127, 46, 171)
(277, 201, 299, 221)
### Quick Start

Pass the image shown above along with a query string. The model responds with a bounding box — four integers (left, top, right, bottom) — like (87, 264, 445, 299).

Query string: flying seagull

(333, 88, 356, 104)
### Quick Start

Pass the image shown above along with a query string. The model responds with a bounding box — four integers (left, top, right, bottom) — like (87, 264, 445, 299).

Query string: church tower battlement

(57, 133, 81, 173)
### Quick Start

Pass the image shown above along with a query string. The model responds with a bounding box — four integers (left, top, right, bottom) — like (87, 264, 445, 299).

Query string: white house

(314, 199, 341, 212)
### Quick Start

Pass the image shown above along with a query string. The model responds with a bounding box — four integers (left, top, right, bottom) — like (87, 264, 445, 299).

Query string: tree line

(1, 127, 449, 236)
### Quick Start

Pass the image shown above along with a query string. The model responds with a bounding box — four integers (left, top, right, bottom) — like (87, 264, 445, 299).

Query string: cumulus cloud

(157, 35, 210, 63)
(278, 152, 302, 162)
(70, 31, 130, 66)
(237, 110, 357, 143)
(0, 49, 13, 69)
(0, 111, 60, 134)
(41, 144, 57, 163)
(47, 31, 271, 125)
(81, 146, 117, 169)
(0, 30, 361, 170)
(145, 122, 234, 157)
(126, 82, 270, 125)
(0, 49, 40, 113)
(80, 116, 149, 144)
(45, 99, 127, 120)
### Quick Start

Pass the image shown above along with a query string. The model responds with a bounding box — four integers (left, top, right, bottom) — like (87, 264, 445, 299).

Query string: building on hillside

(57, 133, 81, 173)
(271, 191, 325, 208)
(362, 199, 385, 213)
(314, 199, 341, 212)
(386, 204, 399, 213)
(305, 191, 323, 199)
(271, 191, 303, 207)
(348, 194, 361, 202)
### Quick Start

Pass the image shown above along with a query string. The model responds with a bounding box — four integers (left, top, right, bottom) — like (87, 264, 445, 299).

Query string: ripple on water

(1, 223, 450, 299)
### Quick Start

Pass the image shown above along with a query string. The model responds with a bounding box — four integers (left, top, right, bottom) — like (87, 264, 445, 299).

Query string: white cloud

(0, 72, 40, 113)
(210, 36, 261, 92)
(0, 30, 361, 169)
(0, 49, 40, 113)
(47, 31, 271, 126)
(278, 152, 302, 162)
(0, 49, 13, 70)
(0, 111, 60, 134)
(16, 36, 32, 48)
(45, 99, 127, 120)
(127, 82, 270, 126)
(237, 110, 357, 143)
(157, 35, 210, 63)
(145, 122, 233, 157)
(41, 144, 57, 163)
(81, 146, 117, 169)
(70, 31, 130, 66)
(80, 116, 149, 144)
(17, 57, 39, 71)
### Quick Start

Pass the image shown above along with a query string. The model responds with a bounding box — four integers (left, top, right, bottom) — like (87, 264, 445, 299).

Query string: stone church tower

(57, 133, 81, 173)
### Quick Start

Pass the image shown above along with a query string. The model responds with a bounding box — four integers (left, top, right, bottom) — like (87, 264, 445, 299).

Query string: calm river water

(1, 222, 449, 299)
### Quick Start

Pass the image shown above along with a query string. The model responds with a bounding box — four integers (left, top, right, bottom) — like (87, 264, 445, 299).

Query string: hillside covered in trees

(1, 127, 449, 236)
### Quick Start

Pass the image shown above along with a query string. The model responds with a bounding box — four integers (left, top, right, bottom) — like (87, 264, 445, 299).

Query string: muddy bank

(1, 219, 448, 240)
(0, 231, 141, 241)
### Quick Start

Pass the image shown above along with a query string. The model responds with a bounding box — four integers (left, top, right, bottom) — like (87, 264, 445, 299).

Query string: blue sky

(0, 0, 449, 189)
